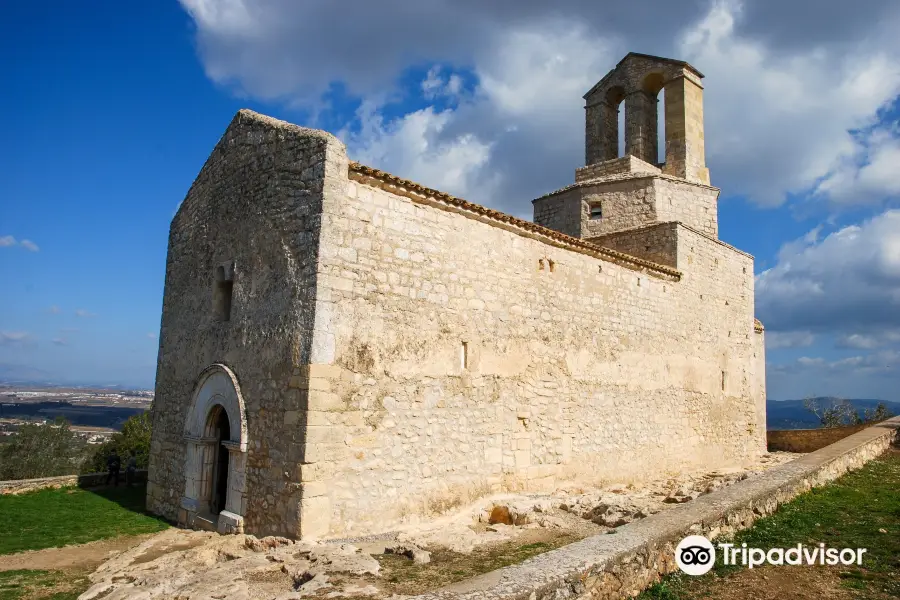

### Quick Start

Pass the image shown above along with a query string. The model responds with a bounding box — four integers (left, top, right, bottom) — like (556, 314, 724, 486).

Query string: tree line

(803, 398, 894, 429)
(0, 411, 151, 481)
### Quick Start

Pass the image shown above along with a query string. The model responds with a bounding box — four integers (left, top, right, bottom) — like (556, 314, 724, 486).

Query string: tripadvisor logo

(675, 535, 716, 575)
(674, 535, 868, 576)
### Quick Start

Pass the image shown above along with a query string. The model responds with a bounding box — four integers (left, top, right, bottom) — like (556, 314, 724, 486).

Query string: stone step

(193, 514, 217, 532)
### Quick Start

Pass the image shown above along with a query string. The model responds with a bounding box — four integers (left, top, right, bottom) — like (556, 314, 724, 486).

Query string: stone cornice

(348, 162, 682, 280)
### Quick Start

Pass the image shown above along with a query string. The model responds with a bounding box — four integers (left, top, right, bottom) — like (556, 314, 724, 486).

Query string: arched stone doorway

(179, 364, 248, 534)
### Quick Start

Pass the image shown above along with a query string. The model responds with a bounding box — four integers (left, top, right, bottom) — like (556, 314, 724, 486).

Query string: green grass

(0, 484, 169, 555)
(0, 570, 89, 600)
(639, 449, 900, 599)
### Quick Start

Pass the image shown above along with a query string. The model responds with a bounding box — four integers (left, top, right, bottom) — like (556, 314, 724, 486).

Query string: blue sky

(2, 1, 900, 399)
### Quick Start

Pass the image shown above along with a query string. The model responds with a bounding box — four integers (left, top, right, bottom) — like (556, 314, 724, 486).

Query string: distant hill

(767, 397, 900, 430)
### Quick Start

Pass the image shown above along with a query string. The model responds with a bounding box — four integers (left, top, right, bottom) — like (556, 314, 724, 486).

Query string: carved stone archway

(180, 364, 248, 534)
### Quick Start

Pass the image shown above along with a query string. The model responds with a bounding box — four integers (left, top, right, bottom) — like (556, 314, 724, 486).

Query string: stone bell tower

(584, 52, 709, 186)
(532, 52, 719, 244)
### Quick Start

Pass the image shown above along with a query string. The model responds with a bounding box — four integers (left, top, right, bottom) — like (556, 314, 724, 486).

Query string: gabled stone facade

(147, 53, 767, 541)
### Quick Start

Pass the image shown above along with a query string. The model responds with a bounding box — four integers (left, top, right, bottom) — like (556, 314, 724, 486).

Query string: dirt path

(0, 532, 160, 573)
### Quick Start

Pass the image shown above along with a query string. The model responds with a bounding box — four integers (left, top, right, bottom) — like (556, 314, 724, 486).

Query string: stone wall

(297, 164, 762, 538)
(147, 110, 348, 538)
(579, 178, 657, 238)
(534, 175, 719, 242)
(655, 178, 718, 238)
(767, 424, 871, 453)
(0, 471, 148, 495)
(531, 189, 582, 239)
(575, 156, 660, 183)
(587, 222, 679, 268)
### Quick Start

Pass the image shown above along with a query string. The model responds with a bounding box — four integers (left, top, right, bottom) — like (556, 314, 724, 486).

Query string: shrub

(0, 416, 83, 480)
(82, 411, 152, 474)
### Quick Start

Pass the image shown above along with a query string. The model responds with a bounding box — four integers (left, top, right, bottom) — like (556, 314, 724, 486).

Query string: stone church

(147, 53, 767, 539)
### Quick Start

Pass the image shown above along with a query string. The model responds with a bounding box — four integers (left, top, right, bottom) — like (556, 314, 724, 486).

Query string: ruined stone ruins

(148, 52, 767, 540)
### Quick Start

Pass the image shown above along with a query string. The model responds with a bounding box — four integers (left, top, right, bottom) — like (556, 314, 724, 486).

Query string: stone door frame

(179, 363, 248, 534)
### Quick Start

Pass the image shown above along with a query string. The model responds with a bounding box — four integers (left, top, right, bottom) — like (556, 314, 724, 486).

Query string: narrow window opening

(548, 259, 555, 273)
(460, 341, 469, 370)
(214, 264, 234, 322)
(721, 370, 726, 392)
(590, 204, 603, 220)
(538, 258, 545, 271)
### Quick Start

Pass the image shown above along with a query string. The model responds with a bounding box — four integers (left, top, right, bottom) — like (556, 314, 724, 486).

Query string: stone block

(217, 510, 245, 535)
(298, 496, 332, 540)
(305, 425, 343, 444)
(300, 480, 328, 499)
(303, 364, 343, 380)
(307, 391, 345, 412)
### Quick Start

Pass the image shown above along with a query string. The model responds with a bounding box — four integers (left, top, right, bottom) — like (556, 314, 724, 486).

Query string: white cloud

(178, 0, 900, 214)
(0, 236, 40, 251)
(47, 305, 61, 315)
(814, 122, 900, 206)
(421, 67, 464, 101)
(679, 0, 900, 207)
(766, 331, 815, 350)
(0, 331, 32, 345)
(836, 330, 900, 350)
(146, 332, 157, 340)
(339, 101, 497, 202)
(52, 338, 68, 346)
(775, 350, 899, 377)
(74, 309, 97, 318)
(756, 209, 900, 334)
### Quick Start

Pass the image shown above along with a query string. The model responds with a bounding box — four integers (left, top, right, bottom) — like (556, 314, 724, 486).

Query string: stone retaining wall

(414, 416, 900, 600)
(0, 470, 148, 495)
(767, 424, 870, 453)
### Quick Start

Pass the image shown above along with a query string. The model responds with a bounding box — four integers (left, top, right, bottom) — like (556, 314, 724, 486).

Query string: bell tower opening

(582, 52, 709, 185)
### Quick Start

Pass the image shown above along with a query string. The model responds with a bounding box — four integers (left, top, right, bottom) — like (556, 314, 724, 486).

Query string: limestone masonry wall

(299, 164, 762, 537)
(588, 222, 679, 268)
(580, 179, 657, 237)
(148, 110, 347, 538)
(535, 175, 718, 242)
(575, 156, 660, 183)
(655, 178, 718, 238)
(767, 424, 871, 453)
(532, 190, 581, 239)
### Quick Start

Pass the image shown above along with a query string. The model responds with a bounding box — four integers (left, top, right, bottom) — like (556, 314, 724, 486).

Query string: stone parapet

(767, 423, 871, 453)
(0, 470, 149, 495)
